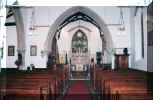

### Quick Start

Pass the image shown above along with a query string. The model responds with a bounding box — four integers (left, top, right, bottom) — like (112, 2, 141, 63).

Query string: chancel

(0, 2, 153, 100)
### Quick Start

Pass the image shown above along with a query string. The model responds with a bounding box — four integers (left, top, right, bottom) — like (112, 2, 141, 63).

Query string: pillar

(129, 8, 136, 68)
(13, 7, 26, 70)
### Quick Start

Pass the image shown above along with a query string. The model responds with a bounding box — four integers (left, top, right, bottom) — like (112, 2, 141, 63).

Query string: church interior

(0, 1, 153, 100)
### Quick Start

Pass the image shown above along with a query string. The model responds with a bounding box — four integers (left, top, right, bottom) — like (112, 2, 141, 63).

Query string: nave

(0, 65, 153, 100)
(66, 80, 90, 100)
(1, 4, 153, 100)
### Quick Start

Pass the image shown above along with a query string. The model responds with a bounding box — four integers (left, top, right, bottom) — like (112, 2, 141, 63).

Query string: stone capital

(17, 48, 26, 54)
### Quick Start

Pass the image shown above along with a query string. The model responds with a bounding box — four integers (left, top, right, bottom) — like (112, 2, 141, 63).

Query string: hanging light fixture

(119, 7, 125, 31)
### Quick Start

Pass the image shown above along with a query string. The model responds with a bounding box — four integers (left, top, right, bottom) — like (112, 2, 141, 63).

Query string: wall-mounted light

(41, 50, 49, 58)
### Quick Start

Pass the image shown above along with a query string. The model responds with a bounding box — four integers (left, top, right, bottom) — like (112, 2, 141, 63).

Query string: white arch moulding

(44, 6, 114, 64)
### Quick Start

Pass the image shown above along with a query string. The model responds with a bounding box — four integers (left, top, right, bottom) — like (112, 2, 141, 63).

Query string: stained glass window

(72, 30, 88, 53)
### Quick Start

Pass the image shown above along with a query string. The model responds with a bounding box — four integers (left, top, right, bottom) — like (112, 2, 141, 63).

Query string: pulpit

(115, 54, 129, 70)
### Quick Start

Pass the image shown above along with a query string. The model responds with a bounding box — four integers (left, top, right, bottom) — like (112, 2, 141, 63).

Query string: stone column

(13, 7, 26, 70)
(129, 8, 136, 68)
(101, 36, 106, 65)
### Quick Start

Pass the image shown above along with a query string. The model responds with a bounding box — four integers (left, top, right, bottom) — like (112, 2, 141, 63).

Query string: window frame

(8, 45, 15, 56)
(30, 45, 37, 56)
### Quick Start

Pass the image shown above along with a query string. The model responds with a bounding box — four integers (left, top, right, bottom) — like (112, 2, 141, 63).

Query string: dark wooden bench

(0, 67, 69, 100)
(94, 68, 153, 100)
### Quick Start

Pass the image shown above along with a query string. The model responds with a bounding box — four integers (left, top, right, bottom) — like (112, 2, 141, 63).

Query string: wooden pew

(1, 79, 51, 100)
(0, 66, 69, 100)
(94, 68, 153, 100)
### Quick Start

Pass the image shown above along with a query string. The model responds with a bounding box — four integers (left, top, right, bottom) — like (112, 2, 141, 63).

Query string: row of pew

(0, 66, 69, 100)
(94, 67, 153, 100)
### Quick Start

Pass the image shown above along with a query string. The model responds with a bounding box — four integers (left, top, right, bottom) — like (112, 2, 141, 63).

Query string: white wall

(5, 6, 147, 71)
(6, 26, 17, 68)
(0, 7, 6, 69)
(0, 4, 6, 69)
(130, 7, 148, 71)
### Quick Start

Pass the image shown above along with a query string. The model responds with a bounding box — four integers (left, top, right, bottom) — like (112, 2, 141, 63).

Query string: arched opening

(45, 6, 113, 53)
(45, 7, 114, 78)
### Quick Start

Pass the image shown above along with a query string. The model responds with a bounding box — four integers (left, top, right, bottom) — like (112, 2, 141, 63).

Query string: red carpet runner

(66, 80, 90, 100)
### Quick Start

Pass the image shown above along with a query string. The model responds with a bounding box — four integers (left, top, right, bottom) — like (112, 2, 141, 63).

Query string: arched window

(72, 30, 88, 53)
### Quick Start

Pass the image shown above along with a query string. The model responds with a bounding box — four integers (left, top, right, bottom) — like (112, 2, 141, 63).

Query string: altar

(76, 64, 84, 71)
(69, 52, 90, 79)
(69, 29, 90, 79)
(70, 64, 89, 80)
(71, 64, 87, 72)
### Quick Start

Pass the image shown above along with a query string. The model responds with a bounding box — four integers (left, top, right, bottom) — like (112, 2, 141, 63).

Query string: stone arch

(45, 6, 114, 61)
(64, 21, 93, 54)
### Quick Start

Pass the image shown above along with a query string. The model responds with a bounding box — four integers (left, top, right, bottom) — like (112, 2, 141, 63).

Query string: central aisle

(66, 80, 90, 100)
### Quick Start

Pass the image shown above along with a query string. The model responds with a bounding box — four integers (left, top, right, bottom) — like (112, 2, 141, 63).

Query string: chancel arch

(45, 6, 114, 65)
